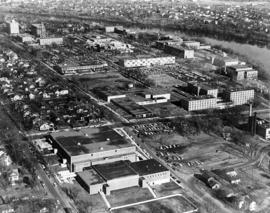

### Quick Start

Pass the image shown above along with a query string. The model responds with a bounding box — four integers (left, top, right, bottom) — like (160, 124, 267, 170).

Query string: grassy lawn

(112, 195, 196, 213)
(106, 186, 154, 208)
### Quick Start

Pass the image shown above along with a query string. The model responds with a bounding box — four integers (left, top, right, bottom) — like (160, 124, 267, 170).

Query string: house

(212, 168, 241, 184)
(0, 204, 14, 213)
(9, 169, 19, 186)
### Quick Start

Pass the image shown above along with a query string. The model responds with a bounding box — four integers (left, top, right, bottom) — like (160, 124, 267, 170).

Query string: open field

(106, 186, 154, 208)
(145, 133, 248, 174)
(152, 181, 183, 197)
(144, 103, 188, 118)
(89, 194, 108, 212)
(111, 195, 197, 213)
(148, 74, 185, 88)
(237, 166, 270, 212)
(71, 72, 133, 91)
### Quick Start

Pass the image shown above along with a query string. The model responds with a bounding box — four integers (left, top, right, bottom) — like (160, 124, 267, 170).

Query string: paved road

(36, 164, 71, 209)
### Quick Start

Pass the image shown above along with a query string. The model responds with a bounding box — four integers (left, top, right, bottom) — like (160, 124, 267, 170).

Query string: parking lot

(132, 122, 173, 137)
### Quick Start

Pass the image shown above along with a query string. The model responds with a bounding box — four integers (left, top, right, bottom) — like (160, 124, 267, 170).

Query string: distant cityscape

(0, 1, 269, 213)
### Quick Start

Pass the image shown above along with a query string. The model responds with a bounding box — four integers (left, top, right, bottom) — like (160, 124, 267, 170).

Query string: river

(204, 38, 270, 75)
(128, 27, 270, 80)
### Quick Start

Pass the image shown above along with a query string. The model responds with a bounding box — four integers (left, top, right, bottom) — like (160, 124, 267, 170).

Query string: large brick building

(77, 159, 170, 195)
(48, 127, 136, 172)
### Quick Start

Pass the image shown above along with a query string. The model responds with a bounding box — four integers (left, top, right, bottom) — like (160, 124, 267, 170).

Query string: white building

(224, 89, 254, 105)
(130, 159, 170, 186)
(39, 37, 63, 46)
(8, 20, 19, 35)
(17, 33, 34, 43)
(119, 56, 175, 68)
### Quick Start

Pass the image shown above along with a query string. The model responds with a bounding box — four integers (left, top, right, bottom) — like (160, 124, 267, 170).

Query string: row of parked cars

(133, 122, 173, 136)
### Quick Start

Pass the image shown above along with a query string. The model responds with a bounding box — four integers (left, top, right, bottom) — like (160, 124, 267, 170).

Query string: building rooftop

(112, 98, 153, 116)
(188, 82, 217, 91)
(227, 64, 253, 71)
(50, 127, 131, 156)
(118, 54, 173, 60)
(77, 168, 105, 185)
(130, 159, 168, 176)
(93, 161, 138, 181)
(32, 23, 45, 28)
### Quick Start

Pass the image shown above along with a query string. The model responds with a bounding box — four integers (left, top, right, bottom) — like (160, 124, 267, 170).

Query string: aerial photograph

(0, 0, 269, 212)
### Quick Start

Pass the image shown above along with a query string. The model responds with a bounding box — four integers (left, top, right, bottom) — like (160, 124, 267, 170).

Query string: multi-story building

(183, 41, 201, 49)
(7, 19, 19, 35)
(39, 37, 63, 46)
(213, 56, 239, 67)
(119, 55, 175, 68)
(224, 89, 254, 106)
(164, 45, 194, 59)
(226, 65, 258, 81)
(31, 23, 46, 37)
(181, 96, 217, 111)
(187, 83, 218, 98)
(48, 127, 137, 172)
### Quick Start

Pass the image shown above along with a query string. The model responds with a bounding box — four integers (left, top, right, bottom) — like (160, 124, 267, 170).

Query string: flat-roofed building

(187, 83, 218, 98)
(48, 127, 137, 172)
(119, 55, 175, 68)
(39, 37, 63, 46)
(111, 98, 155, 118)
(181, 96, 217, 111)
(224, 89, 254, 106)
(226, 65, 258, 81)
(213, 56, 239, 67)
(155, 39, 183, 49)
(55, 59, 108, 75)
(76, 159, 171, 195)
(183, 41, 200, 49)
(164, 45, 194, 59)
(175, 89, 217, 111)
(130, 159, 170, 186)
(93, 87, 126, 103)
(93, 161, 139, 195)
(77, 168, 105, 195)
(17, 33, 34, 43)
(31, 23, 46, 37)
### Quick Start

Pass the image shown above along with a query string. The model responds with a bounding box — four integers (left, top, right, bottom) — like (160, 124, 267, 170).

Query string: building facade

(31, 23, 46, 37)
(224, 89, 254, 106)
(48, 128, 137, 172)
(187, 83, 218, 98)
(256, 118, 270, 140)
(226, 65, 258, 81)
(8, 20, 19, 35)
(119, 56, 175, 68)
(181, 97, 217, 111)
(39, 37, 63, 46)
(164, 45, 194, 59)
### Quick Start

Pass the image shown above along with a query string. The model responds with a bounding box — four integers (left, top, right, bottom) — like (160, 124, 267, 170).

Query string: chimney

(249, 102, 253, 117)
